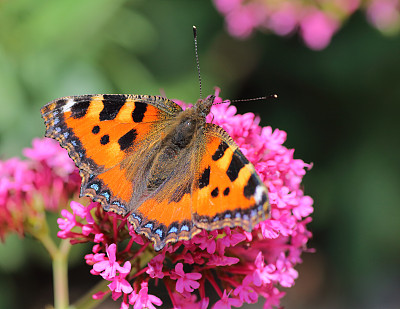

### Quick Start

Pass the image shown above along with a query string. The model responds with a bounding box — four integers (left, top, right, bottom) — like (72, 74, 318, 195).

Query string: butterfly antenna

(193, 26, 202, 99)
(228, 94, 278, 104)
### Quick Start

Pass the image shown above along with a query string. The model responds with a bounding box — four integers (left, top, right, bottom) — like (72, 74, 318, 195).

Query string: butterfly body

(41, 93, 269, 250)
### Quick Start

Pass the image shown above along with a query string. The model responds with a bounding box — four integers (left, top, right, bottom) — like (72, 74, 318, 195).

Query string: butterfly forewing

(41, 94, 180, 215)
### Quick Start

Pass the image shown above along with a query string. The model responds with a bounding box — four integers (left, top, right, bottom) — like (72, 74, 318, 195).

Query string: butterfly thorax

(145, 97, 213, 196)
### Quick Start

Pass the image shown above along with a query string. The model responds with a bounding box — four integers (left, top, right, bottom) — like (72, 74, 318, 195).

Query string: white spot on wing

(255, 185, 267, 205)
(62, 98, 75, 113)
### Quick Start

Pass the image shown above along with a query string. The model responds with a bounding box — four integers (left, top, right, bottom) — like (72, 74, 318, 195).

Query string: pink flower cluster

(58, 89, 314, 308)
(213, 0, 400, 50)
(0, 138, 80, 239)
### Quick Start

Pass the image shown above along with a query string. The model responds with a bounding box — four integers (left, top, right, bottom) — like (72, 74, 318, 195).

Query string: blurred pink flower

(367, 0, 400, 32)
(212, 0, 400, 49)
(300, 10, 339, 50)
(0, 138, 80, 239)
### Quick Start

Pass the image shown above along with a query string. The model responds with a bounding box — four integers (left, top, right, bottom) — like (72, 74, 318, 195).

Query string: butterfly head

(195, 94, 215, 118)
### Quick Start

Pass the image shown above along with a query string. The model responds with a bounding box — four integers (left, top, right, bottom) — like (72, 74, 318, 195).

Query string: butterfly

(41, 93, 270, 250)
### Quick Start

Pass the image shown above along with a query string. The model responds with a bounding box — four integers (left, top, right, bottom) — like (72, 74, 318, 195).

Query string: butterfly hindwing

(193, 123, 270, 232)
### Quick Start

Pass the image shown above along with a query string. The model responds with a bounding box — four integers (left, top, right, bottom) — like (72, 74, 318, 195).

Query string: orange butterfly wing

(192, 123, 270, 232)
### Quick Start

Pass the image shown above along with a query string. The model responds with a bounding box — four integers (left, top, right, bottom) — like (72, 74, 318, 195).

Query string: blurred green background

(1, 0, 400, 308)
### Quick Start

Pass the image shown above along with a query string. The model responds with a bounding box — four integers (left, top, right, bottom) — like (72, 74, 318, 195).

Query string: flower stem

(52, 240, 71, 309)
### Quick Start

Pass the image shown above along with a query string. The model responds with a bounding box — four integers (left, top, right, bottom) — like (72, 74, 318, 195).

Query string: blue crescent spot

(55, 127, 61, 132)
(100, 191, 110, 201)
(168, 226, 178, 234)
(90, 183, 99, 192)
(235, 212, 241, 218)
(71, 140, 77, 146)
(131, 213, 142, 224)
(155, 229, 163, 238)
(54, 118, 60, 125)
(224, 213, 232, 218)
(144, 222, 153, 229)
(63, 132, 69, 138)
(180, 224, 189, 232)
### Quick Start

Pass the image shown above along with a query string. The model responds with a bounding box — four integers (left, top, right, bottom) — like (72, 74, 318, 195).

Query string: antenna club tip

(193, 25, 197, 29)
(273, 94, 278, 99)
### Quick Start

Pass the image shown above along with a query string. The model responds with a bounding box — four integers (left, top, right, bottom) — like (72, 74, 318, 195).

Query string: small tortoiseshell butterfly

(41, 29, 270, 251)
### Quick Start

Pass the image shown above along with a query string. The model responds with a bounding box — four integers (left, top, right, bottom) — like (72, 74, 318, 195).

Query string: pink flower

(300, 10, 339, 50)
(171, 263, 202, 293)
(129, 282, 162, 309)
(207, 255, 240, 267)
(253, 252, 278, 286)
(233, 276, 258, 303)
(93, 244, 125, 280)
(275, 253, 298, 287)
(146, 254, 165, 279)
(108, 262, 133, 294)
(71, 201, 95, 224)
(57, 209, 77, 236)
(213, 290, 242, 309)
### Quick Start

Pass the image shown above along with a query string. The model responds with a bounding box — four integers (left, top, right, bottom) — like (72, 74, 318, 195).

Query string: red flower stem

(205, 272, 223, 298)
(131, 242, 149, 261)
(221, 276, 240, 288)
(112, 216, 118, 242)
(164, 279, 178, 308)
(198, 277, 206, 299)
(130, 266, 148, 279)
(121, 237, 135, 254)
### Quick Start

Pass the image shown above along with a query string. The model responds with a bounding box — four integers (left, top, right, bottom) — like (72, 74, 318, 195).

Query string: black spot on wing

(226, 149, 246, 181)
(198, 166, 210, 188)
(223, 187, 230, 196)
(100, 95, 126, 121)
(92, 125, 100, 134)
(71, 100, 90, 119)
(212, 141, 229, 161)
(132, 102, 147, 123)
(211, 187, 219, 198)
(100, 134, 109, 145)
(243, 173, 258, 199)
(118, 129, 138, 151)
